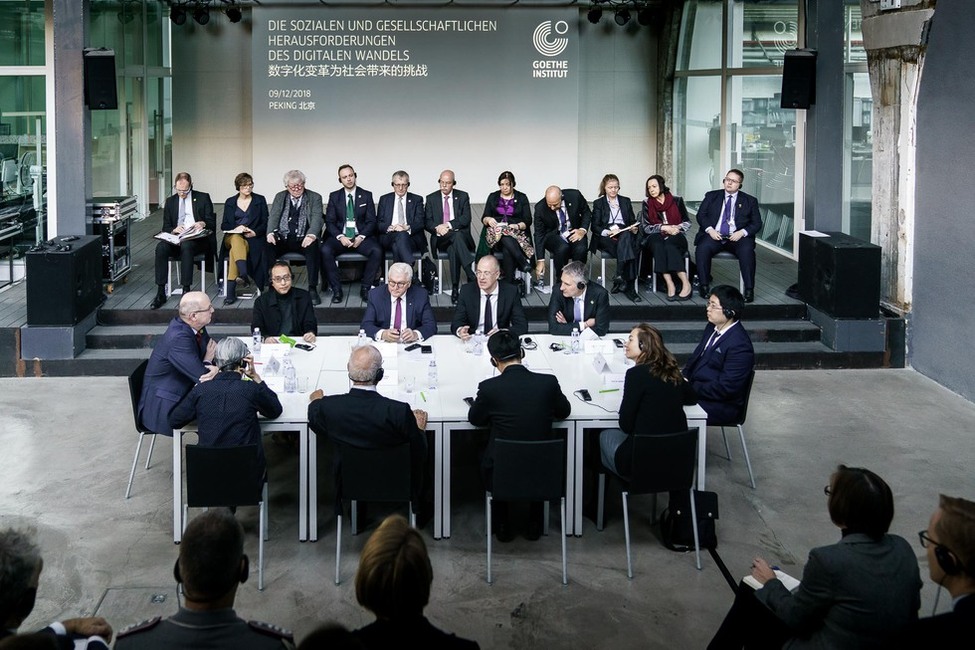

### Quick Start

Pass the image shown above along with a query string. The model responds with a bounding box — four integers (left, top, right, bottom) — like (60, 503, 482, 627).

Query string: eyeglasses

(174, 187, 191, 195)
(475, 270, 499, 278)
(271, 275, 292, 284)
(723, 177, 742, 185)
(823, 485, 832, 496)
(387, 280, 409, 288)
(392, 182, 409, 188)
(706, 302, 722, 310)
(191, 305, 214, 315)
(287, 183, 305, 190)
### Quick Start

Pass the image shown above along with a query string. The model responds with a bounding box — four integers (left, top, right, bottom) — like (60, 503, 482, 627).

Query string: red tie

(443, 195, 451, 224)
(393, 297, 402, 330)
(196, 331, 203, 349)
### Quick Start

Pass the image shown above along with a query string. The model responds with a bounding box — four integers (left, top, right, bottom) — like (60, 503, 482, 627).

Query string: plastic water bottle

(252, 327, 261, 354)
(355, 328, 368, 348)
(283, 354, 297, 393)
(472, 328, 484, 356)
(427, 359, 438, 389)
(570, 328, 581, 354)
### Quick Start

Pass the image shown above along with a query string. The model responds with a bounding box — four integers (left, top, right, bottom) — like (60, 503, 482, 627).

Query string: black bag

(660, 489, 718, 551)
(420, 256, 438, 294)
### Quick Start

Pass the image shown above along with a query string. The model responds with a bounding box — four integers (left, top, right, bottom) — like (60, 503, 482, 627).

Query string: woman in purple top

(481, 170, 534, 288)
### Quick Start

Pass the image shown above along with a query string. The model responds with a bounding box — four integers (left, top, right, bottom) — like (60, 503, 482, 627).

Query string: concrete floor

(1, 369, 973, 648)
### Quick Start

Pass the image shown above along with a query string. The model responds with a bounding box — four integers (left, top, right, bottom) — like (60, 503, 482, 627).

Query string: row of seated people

(148, 165, 762, 310)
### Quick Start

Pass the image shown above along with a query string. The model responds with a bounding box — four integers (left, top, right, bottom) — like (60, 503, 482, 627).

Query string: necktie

(195, 331, 203, 349)
(398, 197, 405, 225)
(393, 297, 402, 330)
(346, 194, 354, 222)
(705, 329, 719, 351)
(181, 197, 191, 227)
(443, 195, 451, 224)
(559, 208, 567, 232)
(719, 194, 732, 236)
(483, 294, 493, 333)
(574, 298, 583, 323)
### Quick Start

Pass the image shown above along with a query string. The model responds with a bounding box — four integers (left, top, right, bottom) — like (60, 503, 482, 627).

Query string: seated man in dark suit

(424, 169, 476, 304)
(377, 170, 426, 265)
(468, 330, 571, 541)
(682, 284, 754, 424)
(150, 171, 216, 310)
(362, 262, 437, 343)
(0, 529, 112, 648)
(450, 255, 527, 339)
(533, 185, 591, 289)
(138, 291, 218, 437)
(307, 344, 428, 501)
(266, 169, 325, 305)
(251, 260, 317, 344)
(694, 168, 763, 303)
(547, 261, 610, 337)
(321, 164, 382, 303)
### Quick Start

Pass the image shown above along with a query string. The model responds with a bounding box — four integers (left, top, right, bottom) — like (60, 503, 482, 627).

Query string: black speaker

(27, 236, 103, 326)
(781, 49, 817, 109)
(83, 48, 118, 110)
(798, 232, 880, 319)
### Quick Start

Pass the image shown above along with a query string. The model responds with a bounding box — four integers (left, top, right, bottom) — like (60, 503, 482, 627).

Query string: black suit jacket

(377, 191, 427, 253)
(590, 194, 637, 252)
(450, 282, 528, 337)
(251, 287, 318, 337)
(547, 282, 611, 336)
(138, 317, 211, 436)
(897, 593, 975, 646)
(162, 189, 216, 252)
(468, 364, 571, 474)
(694, 188, 762, 245)
(482, 190, 532, 229)
(682, 322, 754, 423)
(362, 284, 437, 340)
(533, 188, 592, 251)
(220, 192, 268, 236)
(324, 187, 378, 239)
(424, 189, 474, 244)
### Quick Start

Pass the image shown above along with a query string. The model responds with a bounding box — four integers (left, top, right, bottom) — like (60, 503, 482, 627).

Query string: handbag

(660, 489, 719, 551)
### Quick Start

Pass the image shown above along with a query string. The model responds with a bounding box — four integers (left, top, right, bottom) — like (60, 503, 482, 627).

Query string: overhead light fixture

(587, 8, 602, 24)
(637, 8, 654, 26)
(615, 9, 631, 26)
(193, 6, 210, 25)
(170, 6, 187, 25)
(226, 6, 242, 23)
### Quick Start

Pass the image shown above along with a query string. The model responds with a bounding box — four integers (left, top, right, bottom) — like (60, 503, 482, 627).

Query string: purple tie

(443, 196, 450, 224)
(394, 297, 402, 330)
(719, 194, 732, 236)
(559, 208, 567, 232)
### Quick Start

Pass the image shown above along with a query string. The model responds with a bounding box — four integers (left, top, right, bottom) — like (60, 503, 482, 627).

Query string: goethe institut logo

(531, 20, 569, 78)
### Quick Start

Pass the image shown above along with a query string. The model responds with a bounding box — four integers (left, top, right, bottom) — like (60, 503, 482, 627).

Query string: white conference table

(172, 335, 707, 543)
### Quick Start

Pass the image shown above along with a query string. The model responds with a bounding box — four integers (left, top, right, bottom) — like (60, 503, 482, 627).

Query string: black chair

(597, 429, 702, 575)
(710, 369, 757, 488)
(486, 438, 567, 585)
(125, 359, 156, 499)
(184, 444, 268, 590)
(333, 442, 415, 585)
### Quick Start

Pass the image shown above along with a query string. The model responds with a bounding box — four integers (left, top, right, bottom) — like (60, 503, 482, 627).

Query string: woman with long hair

(640, 174, 692, 300)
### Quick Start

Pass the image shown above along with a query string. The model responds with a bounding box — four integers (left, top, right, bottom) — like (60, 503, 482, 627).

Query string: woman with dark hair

(590, 174, 641, 302)
(640, 174, 692, 301)
(599, 324, 697, 476)
(221, 172, 269, 305)
(708, 465, 921, 649)
(480, 171, 534, 290)
(353, 514, 479, 650)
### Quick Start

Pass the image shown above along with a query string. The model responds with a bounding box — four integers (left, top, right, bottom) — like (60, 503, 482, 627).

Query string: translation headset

(349, 367, 384, 384)
(577, 279, 587, 291)
(935, 542, 963, 576)
(489, 348, 525, 367)
(723, 307, 736, 320)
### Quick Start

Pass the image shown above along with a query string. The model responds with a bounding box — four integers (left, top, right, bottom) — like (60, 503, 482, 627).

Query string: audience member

(547, 260, 609, 337)
(322, 164, 382, 303)
(361, 262, 436, 343)
(149, 171, 216, 309)
(694, 168, 762, 302)
(169, 337, 282, 481)
(352, 515, 479, 649)
(252, 261, 317, 344)
(221, 172, 269, 305)
(708, 465, 921, 649)
(451, 255, 527, 340)
(640, 174, 692, 301)
(533, 185, 591, 288)
(590, 174, 641, 302)
(377, 170, 426, 264)
(115, 509, 294, 648)
(481, 171, 534, 288)
(138, 291, 217, 436)
(682, 285, 754, 424)
(266, 169, 324, 305)
(468, 330, 571, 541)
(599, 324, 697, 477)
(425, 170, 476, 304)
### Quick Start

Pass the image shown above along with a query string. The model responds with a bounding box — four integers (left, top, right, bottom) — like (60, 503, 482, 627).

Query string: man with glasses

(138, 292, 219, 437)
(251, 261, 317, 344)
(694, 168, 762, 302)
(361, 262, 436, 343)
(322, 164, 383, 303)
(150, 172, 216, 309)
(377, 170, 427, 265)
(682, 284, 754, 424)
(425, 169, 476, 305)
(451, 254, 527, 339)
(266, 169, 325, 305)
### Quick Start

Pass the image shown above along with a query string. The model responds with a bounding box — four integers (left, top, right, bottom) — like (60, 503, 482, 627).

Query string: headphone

(723, 307, 736, 320)
(349, 367, 384, 384)
(935, 543, 962, 576)
(576, 279, 586, 291)
(489, 348, 525, 367)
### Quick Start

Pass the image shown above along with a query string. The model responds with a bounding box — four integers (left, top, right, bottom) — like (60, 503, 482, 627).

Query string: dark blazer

(162, 189, 216, 252)
(267, 188, 325, 239)
(137, 317, 211, 436)
(251, 287, 317, 338)
(590, 194, 637, 252)
(377, 191, 427, 254)
(325, 187, 378, 240)
(168, 371, 282, 477)
(547, 282, 611, 337)
(424, 189, 474, 243)
(221, 192, 269, 281)
(693, 188, 762, 245)
(450, 281, 528, 337)
(468, 364, 571, 474)
(613, 365, 698, 476)
(482, 190, 532, 229)
(355, 617, 480, 650)
(533, 188, 592, 251)
(897, 593, 975, 646)
(362, 284, 437, 340)
(682, 322, 754, 423)
(754, 533, 921, 650)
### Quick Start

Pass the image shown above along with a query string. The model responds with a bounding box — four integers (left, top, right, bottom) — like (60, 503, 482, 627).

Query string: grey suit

(267, 188, 325, 289)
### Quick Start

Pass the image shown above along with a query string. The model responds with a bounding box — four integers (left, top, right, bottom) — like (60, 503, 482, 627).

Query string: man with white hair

(361, 262, 437, 343)
(547, 260, 610, 337)
(266, 169, 325, 305)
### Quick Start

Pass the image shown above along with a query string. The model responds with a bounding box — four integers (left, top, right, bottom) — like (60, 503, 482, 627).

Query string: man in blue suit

(361, 262, 437, 343)
(322, 164, 383, 303)
(138, 291, 217, 436)
(377, 170, 426, 264)
(694, 168, 763, 302)
(682, 284, 754, 424)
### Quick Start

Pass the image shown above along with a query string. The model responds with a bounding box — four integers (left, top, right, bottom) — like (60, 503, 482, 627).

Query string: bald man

(424, 169, 476, 304)
(533, 185, 591, 288)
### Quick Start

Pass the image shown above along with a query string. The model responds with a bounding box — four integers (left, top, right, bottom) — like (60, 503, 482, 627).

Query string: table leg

(443, 424, 452, 539)
(173, 430, 182, 544)
(434, 424, 443, 540)
(574, 425, 584, 536)
(308, 426, 317, 542)
(694, 418, 707, 490)
(300, 425, 309, 541)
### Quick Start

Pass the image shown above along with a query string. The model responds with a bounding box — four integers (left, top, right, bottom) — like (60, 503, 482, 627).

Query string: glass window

(0, 75, 47, 245)
(0, 1, 45, 66)
(844, 72, 872, 241)
(732, 0, 799, 69)
(845, 2, 866, 64)
(677, 1, 723, 71)
(673, 75, 722, 203)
